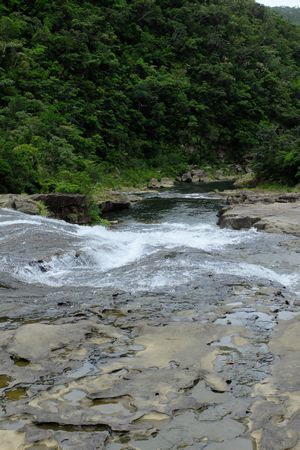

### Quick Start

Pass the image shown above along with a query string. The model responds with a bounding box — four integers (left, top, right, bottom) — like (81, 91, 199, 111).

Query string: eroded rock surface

(0, 272, 299, 449)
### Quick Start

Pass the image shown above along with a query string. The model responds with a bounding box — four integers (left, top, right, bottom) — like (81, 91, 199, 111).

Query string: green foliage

(254, 124, 300, 185)
(36, 200, 49, 216)
(11, 144, 41, 193)
(0, 0, 299, 192)
(272, 7, 300, 26)
(88, 202, 110, 226)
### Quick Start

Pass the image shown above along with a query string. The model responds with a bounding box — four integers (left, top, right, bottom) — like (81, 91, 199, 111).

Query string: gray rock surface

(218, 192, 300, 236)
(179, 168, 236, 184)
(147, 177, 174, 189)
(224, 190, 300, 205)
(0, 194, 39, 215)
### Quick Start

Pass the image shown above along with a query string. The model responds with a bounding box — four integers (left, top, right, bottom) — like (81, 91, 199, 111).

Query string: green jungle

(0, 0, 299, 195)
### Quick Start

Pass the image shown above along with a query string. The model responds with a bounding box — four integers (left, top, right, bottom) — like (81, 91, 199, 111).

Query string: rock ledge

(218, 196, 300, 236)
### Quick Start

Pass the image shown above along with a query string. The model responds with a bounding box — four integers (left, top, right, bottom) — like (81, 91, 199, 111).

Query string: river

(0, 183, 299, 449)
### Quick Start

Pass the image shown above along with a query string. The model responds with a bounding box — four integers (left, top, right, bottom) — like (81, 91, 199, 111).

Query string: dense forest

(0, 0, 299, 194)
(272, 6, 300, 26)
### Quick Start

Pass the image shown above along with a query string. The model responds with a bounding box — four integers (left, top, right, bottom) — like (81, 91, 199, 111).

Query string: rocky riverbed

(0, 183, 300, 450)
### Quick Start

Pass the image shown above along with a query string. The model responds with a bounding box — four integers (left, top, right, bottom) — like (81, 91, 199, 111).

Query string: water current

(0, 182, 299, 294)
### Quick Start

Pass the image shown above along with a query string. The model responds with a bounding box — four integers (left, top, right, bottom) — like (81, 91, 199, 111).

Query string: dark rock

(32, 193, 91, 224)
(100, 198, 130, 213)
(218, 209, 261, 230)
(181, 172, 193, 183)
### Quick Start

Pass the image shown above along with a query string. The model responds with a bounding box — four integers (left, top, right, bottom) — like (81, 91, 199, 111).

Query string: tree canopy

(0, 0, 299, 193)
(272, 6, 300, 26)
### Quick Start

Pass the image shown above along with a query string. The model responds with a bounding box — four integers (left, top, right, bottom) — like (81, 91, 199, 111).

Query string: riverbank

(1, 179, 300, 237)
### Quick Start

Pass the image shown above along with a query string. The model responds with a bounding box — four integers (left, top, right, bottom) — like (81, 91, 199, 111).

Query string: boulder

(160, 177, 174, 188)
(191, 169, 207, 178)
(189, 169, 208, 183)
(147, 177, 174, 189)
(181, 172, 193, 183)
(31, 193, 91, 224)
(0, 194, 39, 215)
(179, 168, 236, 183)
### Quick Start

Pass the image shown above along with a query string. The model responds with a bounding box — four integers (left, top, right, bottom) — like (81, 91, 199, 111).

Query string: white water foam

(11, 220, 257, 286)
(2, 210, 298, 292)
(152, 192, 223, 200)
(74, 221, 257, 270)
(13, 220, 299, 292)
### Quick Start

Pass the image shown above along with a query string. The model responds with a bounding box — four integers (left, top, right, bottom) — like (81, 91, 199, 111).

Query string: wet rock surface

(0, 187, 300, 449)
(1, 276, 299, 449)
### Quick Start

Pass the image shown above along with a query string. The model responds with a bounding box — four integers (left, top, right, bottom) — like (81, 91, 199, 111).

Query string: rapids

(0, 183, 299, 293)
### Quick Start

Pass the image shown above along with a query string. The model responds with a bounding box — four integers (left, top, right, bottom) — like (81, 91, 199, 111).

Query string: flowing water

(0, 183, 299, 294)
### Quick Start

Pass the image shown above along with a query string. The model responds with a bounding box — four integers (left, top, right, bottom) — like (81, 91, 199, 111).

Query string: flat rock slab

(249, 316, 300, 450)
(218, 202, 300, 236)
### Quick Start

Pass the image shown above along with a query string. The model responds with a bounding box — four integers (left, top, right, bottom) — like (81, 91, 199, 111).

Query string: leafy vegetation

(272, 7, 300, 26)
(0, 0, 299, 193)
(36, 200, 49, 217)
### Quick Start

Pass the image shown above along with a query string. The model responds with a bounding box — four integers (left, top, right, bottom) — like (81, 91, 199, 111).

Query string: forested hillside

(272, 6, 300, 26)
(0, 0, 299, 194)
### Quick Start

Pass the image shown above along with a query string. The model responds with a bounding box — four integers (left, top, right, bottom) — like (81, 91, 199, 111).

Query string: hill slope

(0, 0, 299, 193)
(272, 6, 300, 26)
